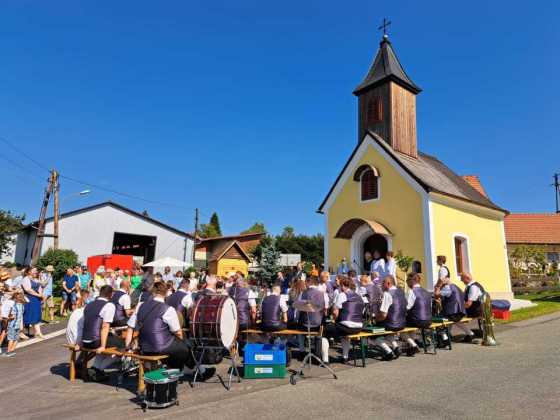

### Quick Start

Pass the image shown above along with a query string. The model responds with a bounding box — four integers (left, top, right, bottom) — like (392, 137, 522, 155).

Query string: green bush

(36, 248, 79, 295)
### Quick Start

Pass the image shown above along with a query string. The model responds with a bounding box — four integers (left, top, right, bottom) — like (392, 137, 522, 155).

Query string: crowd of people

(0, 252, 487, 384)
(0, 263, 208, 357)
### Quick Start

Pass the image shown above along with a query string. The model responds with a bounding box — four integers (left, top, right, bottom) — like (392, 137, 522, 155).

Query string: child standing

(4, 291, 25, 357)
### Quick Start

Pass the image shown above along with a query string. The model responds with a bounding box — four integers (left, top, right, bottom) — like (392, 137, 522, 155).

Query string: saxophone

(481, 292, 498, 346)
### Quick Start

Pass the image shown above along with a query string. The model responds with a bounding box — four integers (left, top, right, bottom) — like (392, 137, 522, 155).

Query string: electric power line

(0, 136, 51, 173)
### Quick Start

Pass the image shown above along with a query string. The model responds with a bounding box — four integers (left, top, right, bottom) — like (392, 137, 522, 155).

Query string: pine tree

(200, 212, 222, 238)
(259, 240, 281, 287)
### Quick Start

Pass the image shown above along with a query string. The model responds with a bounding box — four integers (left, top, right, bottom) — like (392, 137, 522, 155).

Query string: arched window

(360, 168, 379, 201)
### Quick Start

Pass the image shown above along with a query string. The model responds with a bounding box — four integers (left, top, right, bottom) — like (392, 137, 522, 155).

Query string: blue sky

(1, 1, 558, 235)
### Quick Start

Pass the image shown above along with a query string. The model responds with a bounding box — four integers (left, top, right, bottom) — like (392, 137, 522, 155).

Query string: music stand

(290, 301, 337, 385)
(191, 343, 241, 391)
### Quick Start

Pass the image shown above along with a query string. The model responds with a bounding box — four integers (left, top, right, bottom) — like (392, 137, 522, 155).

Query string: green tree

(275, 226, 324, 266)
(258, 240, 281, 287)
(394, 250, 414, 288)
(241, 222, 266, 234)
(200, 212, 222, 238)
(36, 248, 79, 295)
(0, 209, 25, 258)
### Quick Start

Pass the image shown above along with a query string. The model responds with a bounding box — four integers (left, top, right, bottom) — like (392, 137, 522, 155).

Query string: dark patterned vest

(111, 290, 127, 322)
(442, 284, 466, 317)
(82, 298, 110, 342)
(338, 290, 364, 324)
(261, 294, 283, 327)
(140, 290, 153, 303)
(364, 283, 383, 316)
(136, 300, 175, 353)
(166, 290, 188, 313)
(298, 287, 324, 328)
(408, 286, 432, 323)
(464, 282, 486, 317)
(230, 286, 251, 326)
(385, 288, 406, 329)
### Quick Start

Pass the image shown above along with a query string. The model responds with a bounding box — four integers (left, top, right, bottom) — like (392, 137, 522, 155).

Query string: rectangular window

(547, 252, 559, 263)
(454, 236, 470, 275)
(454, 238, 464, 274)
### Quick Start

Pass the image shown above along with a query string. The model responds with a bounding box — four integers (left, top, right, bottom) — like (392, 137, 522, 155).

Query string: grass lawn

(497, 290, 560, 324)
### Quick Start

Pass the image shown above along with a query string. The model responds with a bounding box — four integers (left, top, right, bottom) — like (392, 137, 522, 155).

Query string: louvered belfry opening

(361, 169, 378, 200)
(354, 34, 421, 159)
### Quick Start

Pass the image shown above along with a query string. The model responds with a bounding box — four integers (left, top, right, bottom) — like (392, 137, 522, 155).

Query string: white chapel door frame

(350, 224, 393, 275)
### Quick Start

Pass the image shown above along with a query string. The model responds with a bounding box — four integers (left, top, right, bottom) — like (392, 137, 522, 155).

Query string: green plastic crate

(244, 364, 286, 379)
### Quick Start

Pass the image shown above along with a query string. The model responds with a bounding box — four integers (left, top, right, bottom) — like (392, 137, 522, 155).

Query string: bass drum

(190, 294, 238, 349)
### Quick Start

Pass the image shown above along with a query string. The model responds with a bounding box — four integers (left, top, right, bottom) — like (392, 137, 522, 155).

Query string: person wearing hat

(93, 266, 107, 297)
(39, 265, 56, 323)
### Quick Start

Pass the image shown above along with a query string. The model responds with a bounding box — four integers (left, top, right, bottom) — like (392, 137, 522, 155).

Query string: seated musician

(81, 285, 125, 379)
(325, 276, 364, 364)
(125, 281, 214, 378)
(165, 278, 194, 327)
(373, 275, 407, 360)
(66, 295, 119, 381)
(434, 275, 473, 343)
(460, 272, 484, 343)
(359, 274, 382, 323)
(229, 277, 257, 330)
(111, 279, 133, 327)
(318, 271, 335, 307)
(404, 273, 432, 356)
(261, 284, 288, 332)
(296, 276, 330, 365)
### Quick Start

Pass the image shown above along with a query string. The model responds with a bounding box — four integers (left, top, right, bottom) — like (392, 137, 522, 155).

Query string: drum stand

(191, 344, 241, 391)
(290, 314, 337, 385)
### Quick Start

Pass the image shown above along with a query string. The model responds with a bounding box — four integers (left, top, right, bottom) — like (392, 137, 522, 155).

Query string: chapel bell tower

(354, 23, 421, 158)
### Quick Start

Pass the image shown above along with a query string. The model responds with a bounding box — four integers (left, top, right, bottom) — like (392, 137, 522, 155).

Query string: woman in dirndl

(22, 267, 45, 339)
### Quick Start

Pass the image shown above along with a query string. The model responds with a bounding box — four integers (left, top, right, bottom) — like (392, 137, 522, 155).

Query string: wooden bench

(63, 345, 168, 393)
(242, 328, 319, 336)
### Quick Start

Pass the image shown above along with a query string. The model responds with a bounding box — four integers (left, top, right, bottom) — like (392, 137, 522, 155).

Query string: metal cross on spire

(378, 17, 391, 36)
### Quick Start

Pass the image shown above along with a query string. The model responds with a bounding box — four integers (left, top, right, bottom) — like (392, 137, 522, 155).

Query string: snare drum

(141, 368, 181, 410)
(190, 294, 238, 348)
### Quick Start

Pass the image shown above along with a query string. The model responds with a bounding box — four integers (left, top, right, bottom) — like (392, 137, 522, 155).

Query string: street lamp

(54, 189, 92, 249)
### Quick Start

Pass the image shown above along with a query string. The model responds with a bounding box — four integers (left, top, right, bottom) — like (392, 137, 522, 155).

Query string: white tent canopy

(143, 257, 191, 270)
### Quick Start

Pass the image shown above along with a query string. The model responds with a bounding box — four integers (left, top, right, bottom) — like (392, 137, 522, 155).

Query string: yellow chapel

(318, 33, 512, 300)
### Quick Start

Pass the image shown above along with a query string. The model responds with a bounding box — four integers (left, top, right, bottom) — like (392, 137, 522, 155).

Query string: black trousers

(445, 313, 465, 322)
(82, 334, 125, 350)
(111, 318, 129, 328)
(261, 323, 287, 332)
(324, 323, 362, 339)
(376, 321, 405, 332)
(143, 337, 196, 370)
(406, 319, 432, 329)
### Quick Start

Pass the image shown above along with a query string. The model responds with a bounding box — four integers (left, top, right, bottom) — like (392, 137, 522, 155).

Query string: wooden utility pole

(53, 170, 60, 249)
(31, 170, 57, 265)
(191, 208, 199, 268)
(553, 173, 560, 214)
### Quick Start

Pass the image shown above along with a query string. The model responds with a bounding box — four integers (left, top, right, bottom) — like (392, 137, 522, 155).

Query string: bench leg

(421, 329, 428, 354)
(69, 350, 76, 381)
(432, 329, 437, 355)
(352, 341, 357, 367)
(360, 337, 367, 367)
(138, 361, 145, 394)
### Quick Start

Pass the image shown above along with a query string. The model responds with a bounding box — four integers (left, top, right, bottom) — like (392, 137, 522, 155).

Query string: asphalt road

(1, 315, 559, 420)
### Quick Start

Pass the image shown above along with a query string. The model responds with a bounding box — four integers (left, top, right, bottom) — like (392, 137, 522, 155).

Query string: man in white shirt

(125, 281, 212, 378)
(162, 266, 176, 283)
(326, 276, 364, 363)
(373, 275, 407, 360)
(370, 251, 386, 278)
(66, 304, 117, 373)
(436, 255, 451, 285)
(384, 251, 397, 278)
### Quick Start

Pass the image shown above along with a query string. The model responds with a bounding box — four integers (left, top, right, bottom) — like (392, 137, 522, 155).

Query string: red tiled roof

(504, 213, 560, 244)
(461, 175, 487, 198)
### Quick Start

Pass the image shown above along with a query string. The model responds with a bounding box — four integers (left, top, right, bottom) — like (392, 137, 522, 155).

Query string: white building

(3, 201, 194, 266)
